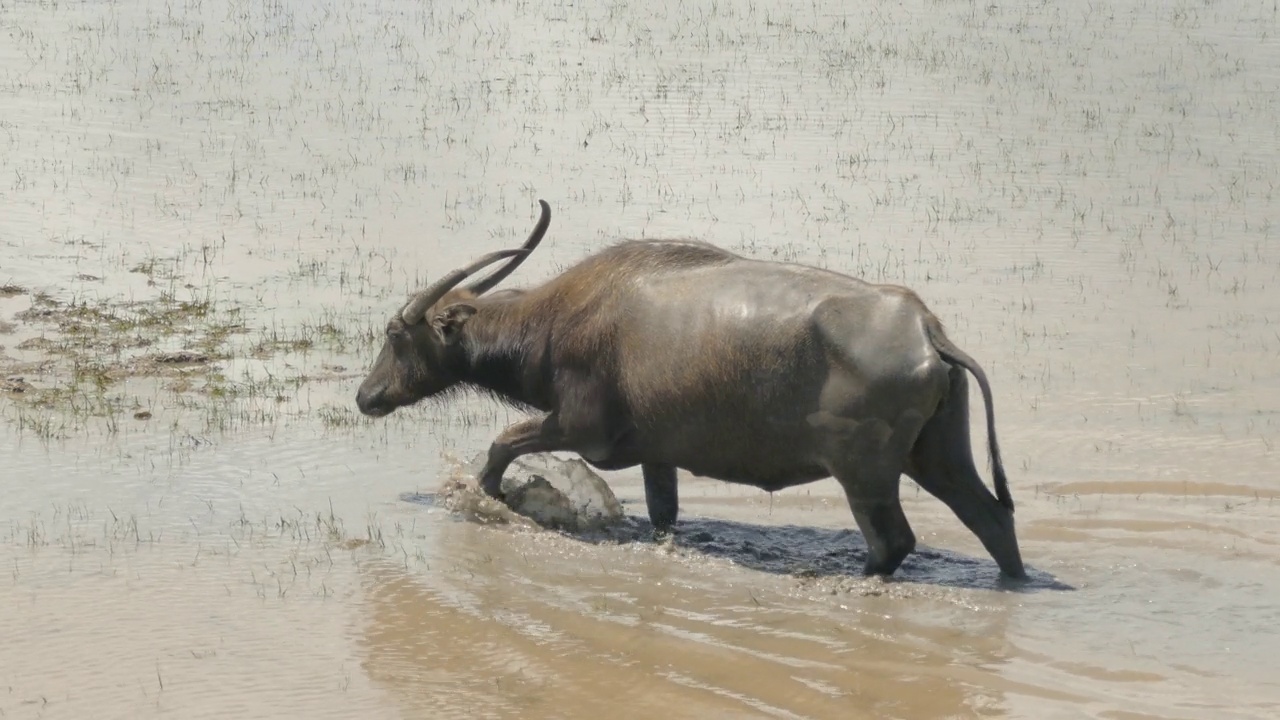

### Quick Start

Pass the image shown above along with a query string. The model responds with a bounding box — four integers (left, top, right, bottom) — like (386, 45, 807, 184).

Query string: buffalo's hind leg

(842, 478, 917, 577)
(642, 464, 678, 534)
(907, 365, 1026, 579)
(816, 409, 927, 577)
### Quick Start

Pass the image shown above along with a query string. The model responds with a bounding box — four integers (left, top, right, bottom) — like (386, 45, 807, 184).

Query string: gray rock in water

(503, 476, 580, 531)
(444, 452, 624, 532)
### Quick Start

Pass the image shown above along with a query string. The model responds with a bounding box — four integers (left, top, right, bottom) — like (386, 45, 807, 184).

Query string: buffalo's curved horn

(401, 248, 530, 324)
(464, 199, 550, 296)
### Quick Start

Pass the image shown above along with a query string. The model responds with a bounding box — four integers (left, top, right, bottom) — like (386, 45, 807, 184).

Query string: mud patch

(653, 516, 1066, 592)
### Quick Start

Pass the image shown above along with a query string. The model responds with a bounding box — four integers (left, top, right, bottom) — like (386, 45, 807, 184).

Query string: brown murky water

(3, 0, 1280, 717)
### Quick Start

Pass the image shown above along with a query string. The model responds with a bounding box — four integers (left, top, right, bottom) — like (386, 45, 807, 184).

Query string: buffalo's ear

(430, 303, 477, 344)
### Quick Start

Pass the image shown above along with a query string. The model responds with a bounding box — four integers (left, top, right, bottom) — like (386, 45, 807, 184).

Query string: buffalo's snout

(355, 382, 391, 417)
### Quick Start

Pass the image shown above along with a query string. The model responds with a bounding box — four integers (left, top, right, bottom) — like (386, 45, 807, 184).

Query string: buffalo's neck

(461, 313, 554, 411)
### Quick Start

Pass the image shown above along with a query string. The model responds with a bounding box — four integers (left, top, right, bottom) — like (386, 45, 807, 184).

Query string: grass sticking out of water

(13, 290, 244, 370)
(0, 287, 375, 440)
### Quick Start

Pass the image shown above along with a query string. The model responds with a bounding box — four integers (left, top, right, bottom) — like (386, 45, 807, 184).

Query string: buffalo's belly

(578, 451, 828, 491)
(632, 421, 831, 491)
(678, 459, 831, 492)
(573, 418, 831, 490)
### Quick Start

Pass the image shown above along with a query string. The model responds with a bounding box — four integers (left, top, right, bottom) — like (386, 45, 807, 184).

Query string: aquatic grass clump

(0, 286, 373, 438)
(12, 290, 242, 366)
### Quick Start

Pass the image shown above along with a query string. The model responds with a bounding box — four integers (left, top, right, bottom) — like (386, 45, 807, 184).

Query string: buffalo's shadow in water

(401, 491, 1073, 592)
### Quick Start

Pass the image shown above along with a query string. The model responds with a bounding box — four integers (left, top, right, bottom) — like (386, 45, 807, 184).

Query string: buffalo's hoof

(479, 479, 505, 502)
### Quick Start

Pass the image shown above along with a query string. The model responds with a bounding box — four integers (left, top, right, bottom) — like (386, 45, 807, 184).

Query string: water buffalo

(356, 200, 1027, 579)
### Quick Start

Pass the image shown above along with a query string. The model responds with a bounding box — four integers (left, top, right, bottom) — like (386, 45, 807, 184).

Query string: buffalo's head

(355, 200, 549, 417)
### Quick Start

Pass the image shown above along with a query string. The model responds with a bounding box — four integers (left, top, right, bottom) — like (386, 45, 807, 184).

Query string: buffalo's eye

(387, 327, 408, 345)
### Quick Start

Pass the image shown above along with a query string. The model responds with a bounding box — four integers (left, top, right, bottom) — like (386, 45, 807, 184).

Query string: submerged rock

(439, 451, 624, 532)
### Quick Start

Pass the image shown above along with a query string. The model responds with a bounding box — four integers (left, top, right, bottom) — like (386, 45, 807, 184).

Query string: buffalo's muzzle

(355, 384, 391, 417)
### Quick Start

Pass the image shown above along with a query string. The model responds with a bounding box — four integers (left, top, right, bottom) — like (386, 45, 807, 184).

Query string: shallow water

(3, 0, 1280, 717)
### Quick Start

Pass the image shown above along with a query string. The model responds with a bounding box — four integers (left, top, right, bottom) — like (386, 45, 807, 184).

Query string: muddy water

(3, 0, 1280, 717)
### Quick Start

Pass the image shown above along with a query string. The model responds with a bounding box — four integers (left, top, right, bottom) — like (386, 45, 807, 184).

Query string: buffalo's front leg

(478, 415, 569, 498)
(642, 464, 679, 533)
(479, 372, 624, 499)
